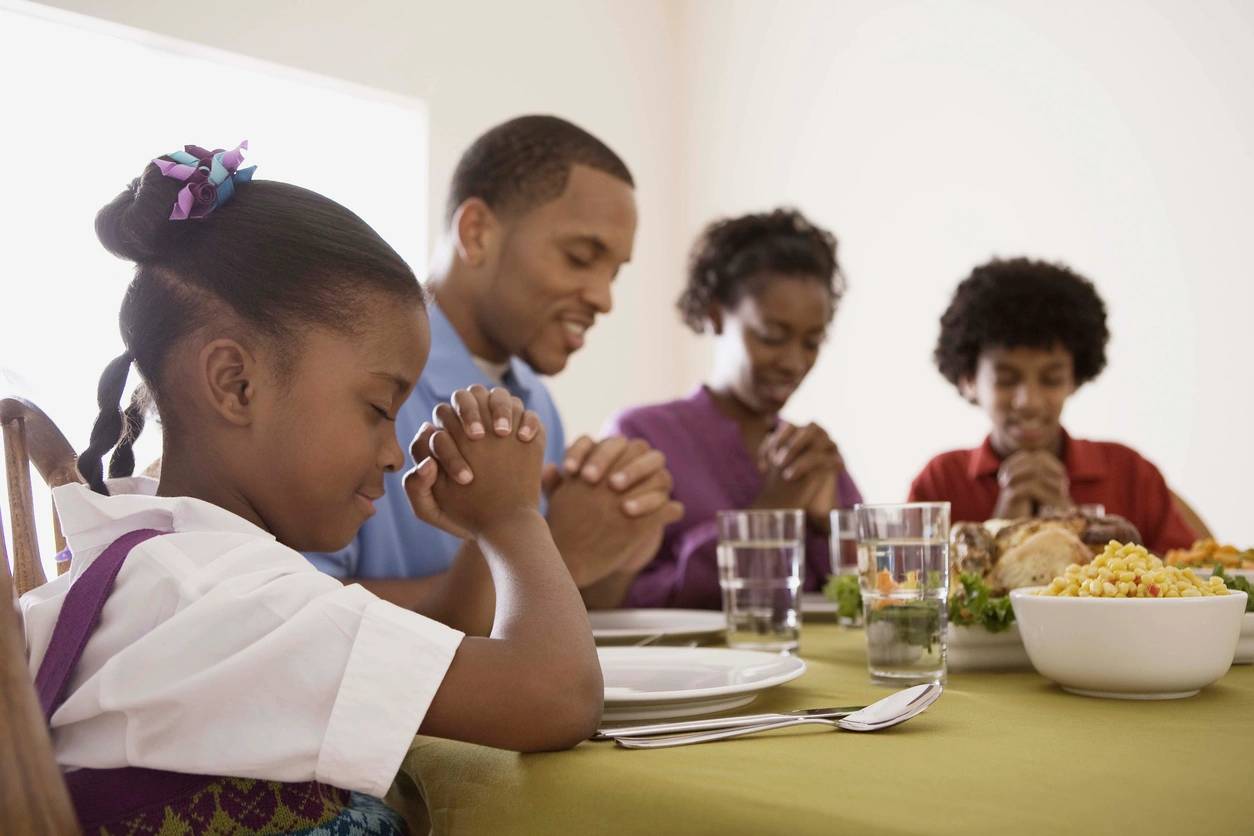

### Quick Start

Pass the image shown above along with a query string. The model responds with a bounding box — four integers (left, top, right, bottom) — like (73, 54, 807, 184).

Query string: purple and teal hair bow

(152, 140, 256, 220)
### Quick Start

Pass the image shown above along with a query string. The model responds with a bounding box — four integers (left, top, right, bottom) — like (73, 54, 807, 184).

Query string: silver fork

(593, 705, 867, 741)
(616, 716, 855, 748)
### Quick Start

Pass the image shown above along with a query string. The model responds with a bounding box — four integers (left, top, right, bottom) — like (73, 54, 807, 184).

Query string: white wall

(678, 0, 1254, 543)
(23, 0, 1254, 544)
(29, 0, 689, 443)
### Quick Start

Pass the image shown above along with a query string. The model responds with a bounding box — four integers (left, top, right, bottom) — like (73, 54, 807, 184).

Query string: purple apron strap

(31, 527, 345, 830)
(29, 528, 210, 829)
(34, 528, 165, 721)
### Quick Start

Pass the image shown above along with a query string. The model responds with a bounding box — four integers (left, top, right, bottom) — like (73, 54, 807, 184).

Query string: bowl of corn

(1010, 541, 1247, 699)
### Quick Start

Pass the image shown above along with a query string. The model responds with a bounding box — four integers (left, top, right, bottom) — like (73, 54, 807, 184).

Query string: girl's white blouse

(20, 479, 464, 798)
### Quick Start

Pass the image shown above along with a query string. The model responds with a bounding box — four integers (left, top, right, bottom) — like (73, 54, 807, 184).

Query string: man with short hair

(307, 115, 682, 629)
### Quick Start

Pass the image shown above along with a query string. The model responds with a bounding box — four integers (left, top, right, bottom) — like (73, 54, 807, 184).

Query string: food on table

(950, 522, 996, 577)
(1164, 539, 1254, 570)
(988, 528, 1092, 593)
(824, 573, 862, 619)
(865, 599, 942, 660)
(994, 511, 1141, 557)
(949, 572, 1016, 633)
(993, 515, 1086, 556)
(863, 570, 943, 664)
(823, 509, 1151, 633)
(1211, 567, 1254, 612)
(1041, 541, 1231, 598)
(1075, 514, 1141, 550)
(947, 511, 1140, 630)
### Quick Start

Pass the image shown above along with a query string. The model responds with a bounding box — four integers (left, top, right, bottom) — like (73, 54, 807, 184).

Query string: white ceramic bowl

(1009, 587, 1248, 699)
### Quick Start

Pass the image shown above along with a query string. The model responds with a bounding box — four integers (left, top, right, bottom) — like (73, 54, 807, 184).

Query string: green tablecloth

(391, 624, 1251, 835)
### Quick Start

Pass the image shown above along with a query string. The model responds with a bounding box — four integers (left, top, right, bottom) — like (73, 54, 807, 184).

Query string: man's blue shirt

(304, 304, 565, 578)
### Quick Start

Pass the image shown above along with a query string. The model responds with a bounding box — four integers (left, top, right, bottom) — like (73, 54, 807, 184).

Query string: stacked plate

(589, 609, 806, 721)
(598, 646, 807, 721)
(588, 608, 726, 645)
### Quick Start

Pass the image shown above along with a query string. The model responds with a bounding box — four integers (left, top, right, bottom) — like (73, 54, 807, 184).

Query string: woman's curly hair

(934, 257, 1110, 387)
(677, 208, 844, 333)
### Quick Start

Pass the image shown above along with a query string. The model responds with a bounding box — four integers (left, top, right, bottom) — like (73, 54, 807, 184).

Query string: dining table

(387, 620, 1251, 835)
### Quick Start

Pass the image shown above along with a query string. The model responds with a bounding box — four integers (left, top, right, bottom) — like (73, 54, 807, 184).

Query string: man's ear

(197, 338, 260, 427)
(451, 198, 500, 269)
(958, 375, 978, 405)
(707, 303, 725, 336)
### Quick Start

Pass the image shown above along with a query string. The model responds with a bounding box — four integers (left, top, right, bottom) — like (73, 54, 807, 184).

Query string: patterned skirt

(89, 777, 406, 836)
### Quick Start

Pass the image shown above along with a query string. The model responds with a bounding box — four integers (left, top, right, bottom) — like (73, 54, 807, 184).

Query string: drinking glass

(855, 502, 950, 684)
(717, 509, 804, 652)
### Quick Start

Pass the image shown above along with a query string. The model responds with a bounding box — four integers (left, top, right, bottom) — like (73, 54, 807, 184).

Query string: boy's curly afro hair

(934, 257, 1109, 387)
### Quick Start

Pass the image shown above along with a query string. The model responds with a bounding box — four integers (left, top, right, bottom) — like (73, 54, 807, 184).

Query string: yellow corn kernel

(1039, 540, 1232, 598)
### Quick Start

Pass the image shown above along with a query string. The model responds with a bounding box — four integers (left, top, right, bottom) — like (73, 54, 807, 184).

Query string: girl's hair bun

(94, 164, 181, 263)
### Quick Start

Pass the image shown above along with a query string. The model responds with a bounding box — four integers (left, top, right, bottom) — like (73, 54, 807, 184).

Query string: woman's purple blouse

(604, 387, 862, 609)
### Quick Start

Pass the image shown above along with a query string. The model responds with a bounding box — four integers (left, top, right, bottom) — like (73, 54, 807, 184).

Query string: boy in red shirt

(908, 257, 1197, 555)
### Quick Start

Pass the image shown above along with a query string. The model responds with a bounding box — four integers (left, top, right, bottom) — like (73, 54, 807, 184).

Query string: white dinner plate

(598, 646, 807, 721)
(589, 609, 727, 642)
(1237, 612, 1254, 665)
(947, 623, 1032, 671)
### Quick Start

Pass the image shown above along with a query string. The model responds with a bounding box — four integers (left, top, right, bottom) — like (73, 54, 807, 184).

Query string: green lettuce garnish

(824, 570, 1020, 632)
(1212, 566, 1254, 613)
(947, 571, 1016, 633)
(822, 573, 862, 620)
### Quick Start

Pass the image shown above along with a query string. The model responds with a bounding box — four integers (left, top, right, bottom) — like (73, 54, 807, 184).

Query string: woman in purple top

(605, 208, 861, 609)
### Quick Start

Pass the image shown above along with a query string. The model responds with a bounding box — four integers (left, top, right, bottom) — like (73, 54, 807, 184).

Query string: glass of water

(855, 502, 949, 685)
(829, 509, 863, 626)
(717, 509, 804, 653)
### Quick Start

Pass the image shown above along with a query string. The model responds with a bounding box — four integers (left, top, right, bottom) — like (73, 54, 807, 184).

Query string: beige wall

(678, 0, 1254, 543)
(34, 0, 695, 440)
(32, 0, 1254, 543)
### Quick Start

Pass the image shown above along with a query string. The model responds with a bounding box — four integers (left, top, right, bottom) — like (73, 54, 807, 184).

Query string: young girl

(19, 142, 602, 834)
(605, 209, 862, 608)
(908, 256, 1197, 555)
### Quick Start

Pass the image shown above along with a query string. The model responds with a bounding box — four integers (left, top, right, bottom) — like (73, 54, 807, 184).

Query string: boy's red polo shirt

(907, 431, 1197, 556)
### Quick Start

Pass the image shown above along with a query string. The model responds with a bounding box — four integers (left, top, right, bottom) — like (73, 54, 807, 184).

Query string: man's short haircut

(446, 114, 634, 224)
(934, 256, 1110, 387)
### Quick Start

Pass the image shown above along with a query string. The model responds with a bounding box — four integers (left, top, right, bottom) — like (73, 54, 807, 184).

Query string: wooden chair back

(0, 397, 80, 832)
(2, 521, 78, 833)
(1, 397, 83, 596)
(1170, 490, 1213, 542)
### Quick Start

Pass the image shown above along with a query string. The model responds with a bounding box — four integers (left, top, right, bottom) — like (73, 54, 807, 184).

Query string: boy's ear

(958, 375, 978, 405)
(451, 198, 500, 269)
(707, 303, 725, 336)
(198, 338, 259, 426)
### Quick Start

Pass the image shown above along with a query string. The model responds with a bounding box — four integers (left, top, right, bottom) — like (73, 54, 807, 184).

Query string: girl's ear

(451, 198, 500, 269)
(198, 338, 259, 426)
(707, 303, 725, 336)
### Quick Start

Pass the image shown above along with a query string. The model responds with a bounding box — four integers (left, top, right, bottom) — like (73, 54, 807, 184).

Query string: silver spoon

(614, 682, 941, 749)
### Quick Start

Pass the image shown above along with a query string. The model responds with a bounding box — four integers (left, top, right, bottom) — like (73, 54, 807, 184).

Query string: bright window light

(0, 3, 428, 576)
